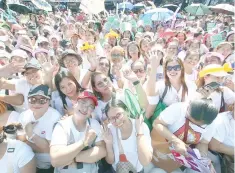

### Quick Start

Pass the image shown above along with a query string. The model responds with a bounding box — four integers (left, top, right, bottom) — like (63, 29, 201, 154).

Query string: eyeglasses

(111, 54, 123, 58)
(77, 100, 95, 111)
(109, 112, 124, 123)
(133, 69, 145, 74)
(99, 62, 109, 68)
(28, 97, 49, 104)
(96, 78, 110, 88)
(64, 59, 78, 65)
(166, 65, 181, 71)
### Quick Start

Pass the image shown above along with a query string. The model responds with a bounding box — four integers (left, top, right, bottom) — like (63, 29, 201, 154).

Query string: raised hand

(87, 49, 98, 71)
(84, 124, 97, 145)
(122, 66, 138, 83)
(101, 124, 113, 145)
(0, 62, 25, 78)
(135, 115, 144, 135)
(147, 50, 161, 68)
(25, 121, 38, 138)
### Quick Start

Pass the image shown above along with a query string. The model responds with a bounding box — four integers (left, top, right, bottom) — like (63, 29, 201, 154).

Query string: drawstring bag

(115, 128, 137, 173)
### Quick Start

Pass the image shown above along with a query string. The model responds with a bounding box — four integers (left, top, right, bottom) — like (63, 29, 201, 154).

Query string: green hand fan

(124, 89, 152, 129)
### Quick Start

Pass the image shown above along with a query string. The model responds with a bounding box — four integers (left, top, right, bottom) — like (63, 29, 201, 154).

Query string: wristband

(27, 133, 35, 142)
(133, 80, 140, 86)
(88, 69, 95, 72)
(136, 133, 144, 137)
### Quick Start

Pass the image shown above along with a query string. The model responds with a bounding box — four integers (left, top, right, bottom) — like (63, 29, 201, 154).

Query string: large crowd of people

(0, 2, 234, 173)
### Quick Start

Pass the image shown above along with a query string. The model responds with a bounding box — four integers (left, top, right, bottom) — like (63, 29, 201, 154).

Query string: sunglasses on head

(166, 65, 181, 71)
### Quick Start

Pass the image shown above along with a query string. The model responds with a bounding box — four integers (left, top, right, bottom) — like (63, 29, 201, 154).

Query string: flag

(80, 0, 105, 15)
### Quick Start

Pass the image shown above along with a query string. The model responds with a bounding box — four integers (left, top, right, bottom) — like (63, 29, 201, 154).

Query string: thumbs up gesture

(83, 124, 97, 146)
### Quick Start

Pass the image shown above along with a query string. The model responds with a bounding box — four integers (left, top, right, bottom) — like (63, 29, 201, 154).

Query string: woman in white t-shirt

(91, 72, 120, 123)
(150, 99, 219, 173)
(147, 57, 197, 108)
(54, 69, 84, 115)
(196, 63, 235, 112)
(182, 51, 200, 82)
(50, 91, 106, 173)
(103, 99, 153, 173)
(0, 130, 36, 173)
(59, 49, 87, 85)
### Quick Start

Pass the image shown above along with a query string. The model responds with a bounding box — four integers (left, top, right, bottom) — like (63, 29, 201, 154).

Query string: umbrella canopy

(141, 8, 174, 22)
(118, 2, 133, 10)
(132, 3, 146, 11)
(31, 0, 52, 12)
(8, 4, 32, 14)
(162, 4, 179, 12)
(185, 3, 212, 16)
(209, 4, 235, 15)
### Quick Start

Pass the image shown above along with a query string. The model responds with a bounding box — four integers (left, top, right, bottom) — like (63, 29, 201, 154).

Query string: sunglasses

(28, 97, 49, 105)
(111, 54, 123, 58)
(166, 65, 181, 71)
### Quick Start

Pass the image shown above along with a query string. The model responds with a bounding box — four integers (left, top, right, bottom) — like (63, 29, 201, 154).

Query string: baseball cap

(28, 84, 51, 99)
(23, 59, 42, 72)
(77, 90, 98, 106)
(61, 49, 83, 67)
(199, 63, 232, 78)
(11, 49, 28, 59)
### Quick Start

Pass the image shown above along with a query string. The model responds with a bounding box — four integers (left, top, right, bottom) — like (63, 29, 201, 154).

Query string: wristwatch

(133, 80, 140, 86)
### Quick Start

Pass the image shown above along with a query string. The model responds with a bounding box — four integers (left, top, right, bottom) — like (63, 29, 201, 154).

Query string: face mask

(0, 35, 9, 42)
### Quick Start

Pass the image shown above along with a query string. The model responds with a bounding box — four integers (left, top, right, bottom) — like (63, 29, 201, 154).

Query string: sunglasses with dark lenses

(166, 65, 181, 71)
(28, 97, 49, 104)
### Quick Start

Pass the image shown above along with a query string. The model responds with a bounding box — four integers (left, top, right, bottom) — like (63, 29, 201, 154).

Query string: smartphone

(197, 82, 220, 94)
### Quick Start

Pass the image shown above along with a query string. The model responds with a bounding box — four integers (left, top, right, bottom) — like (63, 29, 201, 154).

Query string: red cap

(77, 90, 98, 106)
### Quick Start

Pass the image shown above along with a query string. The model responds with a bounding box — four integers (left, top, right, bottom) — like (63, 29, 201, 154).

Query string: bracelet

(88, 69, 95, 72)
(133, 80, 140, 86)
(136, 133, 144, 137)
(27, 134, 35, 141)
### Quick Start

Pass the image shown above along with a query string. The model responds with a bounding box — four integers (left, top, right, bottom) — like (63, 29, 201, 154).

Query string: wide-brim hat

(60, 49, 83, 67)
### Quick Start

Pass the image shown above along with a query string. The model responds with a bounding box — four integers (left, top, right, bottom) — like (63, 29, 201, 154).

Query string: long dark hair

(54, 69, 84, 109)
(164, 58, 188, 94)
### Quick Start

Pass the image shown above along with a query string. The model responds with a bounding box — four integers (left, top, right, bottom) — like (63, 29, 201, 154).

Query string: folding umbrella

(209, 4, 235, 15)
(185, 3, 212, 16)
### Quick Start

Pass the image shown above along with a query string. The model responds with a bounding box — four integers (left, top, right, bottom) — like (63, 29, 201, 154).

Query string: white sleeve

(143, 123, 153, 153)
(223, 87, 235, 105)
(158, 103, 182, 125)
(15, 141, 35, 168)
(50, 123, 68, 146)
(7, 111, 20, 125)
(54, 97, 65, 116)
(14, 79, 28, 94)
(45, 112, 61, 141)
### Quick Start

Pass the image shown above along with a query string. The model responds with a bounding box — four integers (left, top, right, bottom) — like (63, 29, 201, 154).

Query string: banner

(80, 0, 105, 14)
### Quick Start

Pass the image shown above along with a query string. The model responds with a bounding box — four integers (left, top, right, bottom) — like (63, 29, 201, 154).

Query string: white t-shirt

(148, 80, 197, 106)
(213, 112, 234, 147)
(94, 92, 124, 123)
(109, 119, 153, 172)
(6, 111, 20, 125)
(50, 117, 102, 172)
(158, 102, 217, 144)
(185, 69, 198, 82)
(19, 107, 61, 169)
(0, 139, 34, 173)
(12, 78, 32, 112)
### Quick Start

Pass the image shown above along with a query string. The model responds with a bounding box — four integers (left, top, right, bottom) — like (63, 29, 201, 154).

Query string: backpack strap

(7, 140, 16, 173)
(183, 119, 190, 143)
(220, 91, 225, 113)
(160, 86, 168, 102)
